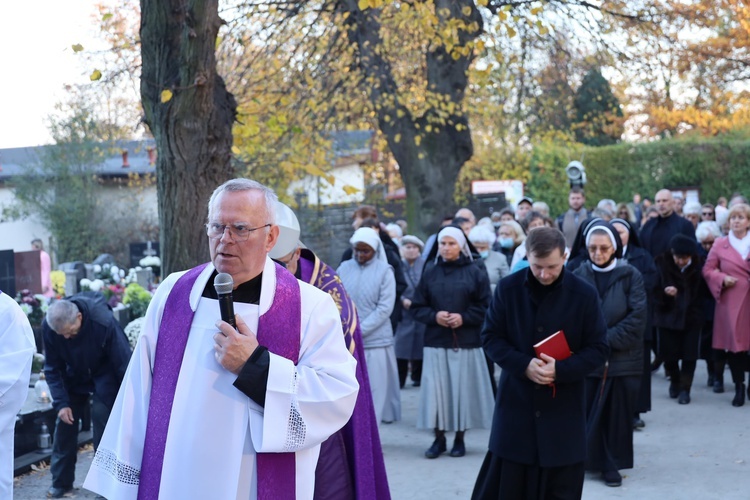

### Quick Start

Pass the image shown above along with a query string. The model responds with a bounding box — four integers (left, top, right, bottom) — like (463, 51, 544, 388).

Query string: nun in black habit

(611, 218, 657, 428)
(573, 220, 647, 487)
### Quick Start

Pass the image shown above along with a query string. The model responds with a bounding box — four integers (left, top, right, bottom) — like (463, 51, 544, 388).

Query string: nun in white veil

(410, 225, 494, 459)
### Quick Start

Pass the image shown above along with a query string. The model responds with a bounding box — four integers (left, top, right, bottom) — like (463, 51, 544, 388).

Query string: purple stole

(138, 263, 301, 500)
(300, 251, 391, 500)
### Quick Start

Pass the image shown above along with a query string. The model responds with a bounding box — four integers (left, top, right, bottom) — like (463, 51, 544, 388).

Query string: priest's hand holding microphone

(213, 272, 259, 374)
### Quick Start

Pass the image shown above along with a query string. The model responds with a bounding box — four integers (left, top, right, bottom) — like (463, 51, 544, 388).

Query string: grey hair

(597, 199, 617, 212)
(683, 202, 702, 216)
(207, 178, 278, 224)
(46, 300, 79, 333)
(695, 221, 722, 242)
(532, 201, 550, 215)
(468, 225, 496, 245)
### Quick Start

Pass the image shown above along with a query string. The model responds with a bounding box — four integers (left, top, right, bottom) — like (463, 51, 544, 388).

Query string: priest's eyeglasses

(206, 222, 271, 242)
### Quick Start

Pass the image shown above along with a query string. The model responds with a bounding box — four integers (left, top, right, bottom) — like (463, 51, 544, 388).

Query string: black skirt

(659, 327, 701, 361)
(471, 452, 584, 500)
(585, 375, 640, 473)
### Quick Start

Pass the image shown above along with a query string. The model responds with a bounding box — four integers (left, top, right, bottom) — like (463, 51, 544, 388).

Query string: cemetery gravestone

(129, 241, 159, 269)
(14, 250, 42, 294)
(0, 249, 15, 296)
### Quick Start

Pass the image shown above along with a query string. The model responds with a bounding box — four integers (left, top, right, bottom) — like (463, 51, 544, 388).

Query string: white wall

(287, 163, 365, 206)
(0, 186, 52, 252)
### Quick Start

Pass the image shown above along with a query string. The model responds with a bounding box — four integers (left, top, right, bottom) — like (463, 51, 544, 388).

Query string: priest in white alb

(0, 291, 36, 500)
(84, 179, 360, 499)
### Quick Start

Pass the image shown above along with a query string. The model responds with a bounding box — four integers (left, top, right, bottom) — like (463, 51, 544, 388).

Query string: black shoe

(669, 384, 679, 399)
(412, 381, 421, 387)
(678, 390, 691, 404)
(733, 384, 746, 407)
(713, 380, 725, 393)
(603, 470, 622, 487)
(424, 437, 447, 459)
(47, 487, 73, 498)
(633, 417, 645, 430)
(449, 440, 466, 457)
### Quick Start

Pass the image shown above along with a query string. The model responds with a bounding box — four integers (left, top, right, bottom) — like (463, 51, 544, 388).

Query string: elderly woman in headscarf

(573, 220, 647, 488)
(653, 234, 707, 405)
(610, 218, 657, 429)
(337, 227, 401, 423)
(394, 235, 427, 388)
(411, 226, 494, 459)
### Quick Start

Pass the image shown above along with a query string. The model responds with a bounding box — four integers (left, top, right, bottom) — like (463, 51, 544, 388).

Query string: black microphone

(213, 273, 236, 329)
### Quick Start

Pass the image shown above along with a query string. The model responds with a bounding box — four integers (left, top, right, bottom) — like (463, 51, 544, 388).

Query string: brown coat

(702, 236, 750, 352)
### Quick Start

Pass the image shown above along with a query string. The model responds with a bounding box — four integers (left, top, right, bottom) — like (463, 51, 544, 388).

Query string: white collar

(189, 257, 277, 316)
(592, 258, 618, 273)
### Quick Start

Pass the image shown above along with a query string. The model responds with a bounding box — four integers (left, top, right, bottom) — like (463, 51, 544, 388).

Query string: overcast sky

(0, 1, 101, 149)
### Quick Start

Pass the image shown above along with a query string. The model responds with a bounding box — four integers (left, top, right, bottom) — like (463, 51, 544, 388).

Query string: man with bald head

(639, 189, 696, 376)
(85, 179, 359, 499)
(455, 207, 477, 230)
(640, 189, 696, 259)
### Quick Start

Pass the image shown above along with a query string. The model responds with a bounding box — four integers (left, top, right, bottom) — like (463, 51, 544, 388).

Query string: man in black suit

(472, 227, 609, 499)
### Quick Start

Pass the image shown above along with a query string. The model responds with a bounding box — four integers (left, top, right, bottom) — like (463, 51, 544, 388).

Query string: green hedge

(524, 132, 750, 216)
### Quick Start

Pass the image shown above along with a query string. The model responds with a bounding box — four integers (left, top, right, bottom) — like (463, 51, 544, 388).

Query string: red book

(533, 330, 572, 361)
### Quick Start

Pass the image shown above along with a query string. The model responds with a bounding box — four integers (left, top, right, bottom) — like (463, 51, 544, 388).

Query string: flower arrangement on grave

(123, 283, 153, 319)
(15, 289, 49, 327)
(94, 263, 125, 285)
(124, 316, 144, 349)
(50, 270, 67, 298)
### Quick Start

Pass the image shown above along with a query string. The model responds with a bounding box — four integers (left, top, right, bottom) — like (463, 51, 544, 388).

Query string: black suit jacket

(482, 268, 609, 467)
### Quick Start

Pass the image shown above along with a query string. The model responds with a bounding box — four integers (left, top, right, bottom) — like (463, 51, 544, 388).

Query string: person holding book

(573, 220, 647, 488)
(472, 227, 609, 499)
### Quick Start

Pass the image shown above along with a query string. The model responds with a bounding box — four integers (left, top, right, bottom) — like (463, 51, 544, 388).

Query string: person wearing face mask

(493, 220, 525, 268)
(573, 221, 647, 488)
(411, 227, 493, 459)
(469, 225, 510, 293)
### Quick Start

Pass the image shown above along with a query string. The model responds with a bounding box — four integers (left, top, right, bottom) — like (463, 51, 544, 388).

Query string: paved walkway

(13, 361, 750, 498)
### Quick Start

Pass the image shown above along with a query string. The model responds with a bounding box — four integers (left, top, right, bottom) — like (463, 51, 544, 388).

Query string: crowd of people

(349, 186, 750, 495)
(5, 178, 750, 500)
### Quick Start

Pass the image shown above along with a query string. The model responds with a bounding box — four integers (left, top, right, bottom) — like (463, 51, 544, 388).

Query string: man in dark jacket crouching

(472, 227, 609, 500)
(42, 292, 132, 498)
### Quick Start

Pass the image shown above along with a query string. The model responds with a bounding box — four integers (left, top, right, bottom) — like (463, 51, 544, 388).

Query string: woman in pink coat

(703, 203, 750, 407)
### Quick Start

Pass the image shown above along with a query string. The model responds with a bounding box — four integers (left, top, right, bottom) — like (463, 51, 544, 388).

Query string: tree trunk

(341, 0, 481, 237)
(140, 0, 237, 275)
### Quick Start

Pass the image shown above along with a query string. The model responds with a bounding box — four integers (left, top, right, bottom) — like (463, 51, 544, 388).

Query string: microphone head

(214, 273, 234, 295)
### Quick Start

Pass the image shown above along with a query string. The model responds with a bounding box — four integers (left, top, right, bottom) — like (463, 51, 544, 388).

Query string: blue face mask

(479, 250, 489, 259)
(499, 237, 514, 249)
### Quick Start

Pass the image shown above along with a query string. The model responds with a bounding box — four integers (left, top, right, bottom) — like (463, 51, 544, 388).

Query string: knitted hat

(670, 234, 697, 256)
